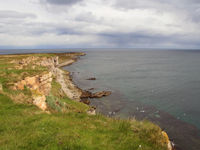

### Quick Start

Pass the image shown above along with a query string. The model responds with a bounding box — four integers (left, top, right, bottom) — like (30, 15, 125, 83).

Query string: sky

(0, 0, 200, 49)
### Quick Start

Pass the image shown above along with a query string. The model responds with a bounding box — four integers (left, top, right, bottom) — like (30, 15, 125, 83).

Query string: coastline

(0, 52, 173, 150)
(61, 53, 174, 150)
(65, 53, 200, 150)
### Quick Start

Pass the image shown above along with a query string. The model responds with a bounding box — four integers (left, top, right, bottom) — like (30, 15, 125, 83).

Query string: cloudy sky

(0, 0, 200, 49)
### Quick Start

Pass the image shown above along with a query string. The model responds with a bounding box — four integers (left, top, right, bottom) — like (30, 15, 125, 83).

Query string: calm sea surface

(66, 50, 200, 128)
(1, 49, 200, 149)
(64, 50, 200, 150)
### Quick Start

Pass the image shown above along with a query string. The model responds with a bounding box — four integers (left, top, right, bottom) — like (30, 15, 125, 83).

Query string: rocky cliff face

(39, 56, 59, 68)
(14, 72, 52, 95)
(14, 72, 53, 111)
(12, 56, 59, 70)
(12, 55, 83, 111)
(12, 56, 59, 111)
(51, 67, 82, 101)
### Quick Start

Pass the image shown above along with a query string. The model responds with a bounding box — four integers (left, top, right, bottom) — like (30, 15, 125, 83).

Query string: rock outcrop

(14, 72, 53, 111)
(32, 95, 47, 111)
(39, 56, 59, 68)
(86, 77, 96, 80)
(51, 67, 82, 101)
(80, 99, 90, 105)
(30, 56, 82, 101)
(162, 131, 173, 150)
(87, 108, 96, 115)
(92, 91, 112, 98)
(18, 56, 39, 65)
(56, 59, 75, 68)
(81, 90, 92, 99)
(12, 54, 90, 111)
(12, 56, 40, 69)
(81, 90, 112, 99)
(14, 72, 52, 95)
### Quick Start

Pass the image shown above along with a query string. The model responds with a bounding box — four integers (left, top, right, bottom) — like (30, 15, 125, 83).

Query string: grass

(0, 94, 167, 150)
(0, 53, 168, 150)
(51, 79, 65, 98)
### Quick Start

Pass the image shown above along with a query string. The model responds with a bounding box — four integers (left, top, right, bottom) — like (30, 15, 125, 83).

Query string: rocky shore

(11, 53, 113, 115)
(0, 52, 173, 150)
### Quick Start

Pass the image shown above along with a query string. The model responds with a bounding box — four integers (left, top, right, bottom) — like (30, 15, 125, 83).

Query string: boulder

(40, 72, 52, 82)
(87, 108, 96, 115)
(15, 80, 26, 90)
(25, 77, 37, 87)
(81, 99, 90, 105)
(39, 83, 52, 96)
(91, 91, 111, 98)
(81, 91, 93, 99)
(81, 90, 112, 99)
(33, 95, 47, 111)
(86, 77, 96, 80)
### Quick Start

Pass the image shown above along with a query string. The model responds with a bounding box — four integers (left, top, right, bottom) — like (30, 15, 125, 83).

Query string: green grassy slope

(0, 94, 167, 150)
(0, 53, 168, 150)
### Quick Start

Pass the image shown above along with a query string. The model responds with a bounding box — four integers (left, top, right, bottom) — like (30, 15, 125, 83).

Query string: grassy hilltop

(0, 53, 168, 150)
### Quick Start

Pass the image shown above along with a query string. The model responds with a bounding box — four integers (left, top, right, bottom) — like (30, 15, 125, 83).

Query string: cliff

(0, 53, 172, 150)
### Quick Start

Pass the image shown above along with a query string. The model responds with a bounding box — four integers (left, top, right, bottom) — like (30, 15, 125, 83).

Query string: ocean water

(1, 49, 200, 149)
(64, 50, 200, 150)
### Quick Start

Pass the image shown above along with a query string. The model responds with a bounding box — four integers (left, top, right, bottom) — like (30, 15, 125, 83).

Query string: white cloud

(0, 0, 199, 48)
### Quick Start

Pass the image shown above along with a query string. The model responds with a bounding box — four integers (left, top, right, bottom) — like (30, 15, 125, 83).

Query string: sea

(1, 49, 200, 150)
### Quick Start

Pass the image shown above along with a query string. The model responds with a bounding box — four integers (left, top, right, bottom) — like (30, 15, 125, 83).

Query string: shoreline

(1, 51, 200, 150)
(56, 53, 112, 114)
(0, 52, 174, 150)
(60, 53, 175, 150)
(65, 53, 200, 150)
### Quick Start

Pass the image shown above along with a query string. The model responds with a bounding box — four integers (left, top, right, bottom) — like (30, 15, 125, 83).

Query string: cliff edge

(0, 53, 172, 150)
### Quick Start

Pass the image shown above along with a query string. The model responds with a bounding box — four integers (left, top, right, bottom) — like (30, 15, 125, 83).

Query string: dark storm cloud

(99, 31, 200, 48)
(42, 0, 83, 5)
(99, 32, 169, 46)
(55, 27, 82, 35)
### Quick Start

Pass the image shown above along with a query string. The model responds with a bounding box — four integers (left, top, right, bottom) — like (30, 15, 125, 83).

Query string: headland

(0, 52, 172, 150)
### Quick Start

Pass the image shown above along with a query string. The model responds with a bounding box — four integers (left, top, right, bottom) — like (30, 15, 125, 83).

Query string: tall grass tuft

(46, 95, 64, 112)
(118, 120, 131, 134)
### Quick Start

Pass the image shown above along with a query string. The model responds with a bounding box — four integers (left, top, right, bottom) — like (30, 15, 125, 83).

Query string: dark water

(1, 49, 200, 149)
(65, 50, 200, 150)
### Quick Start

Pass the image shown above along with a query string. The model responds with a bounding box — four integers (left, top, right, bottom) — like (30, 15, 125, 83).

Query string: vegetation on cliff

(0, 53, 169, 150)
